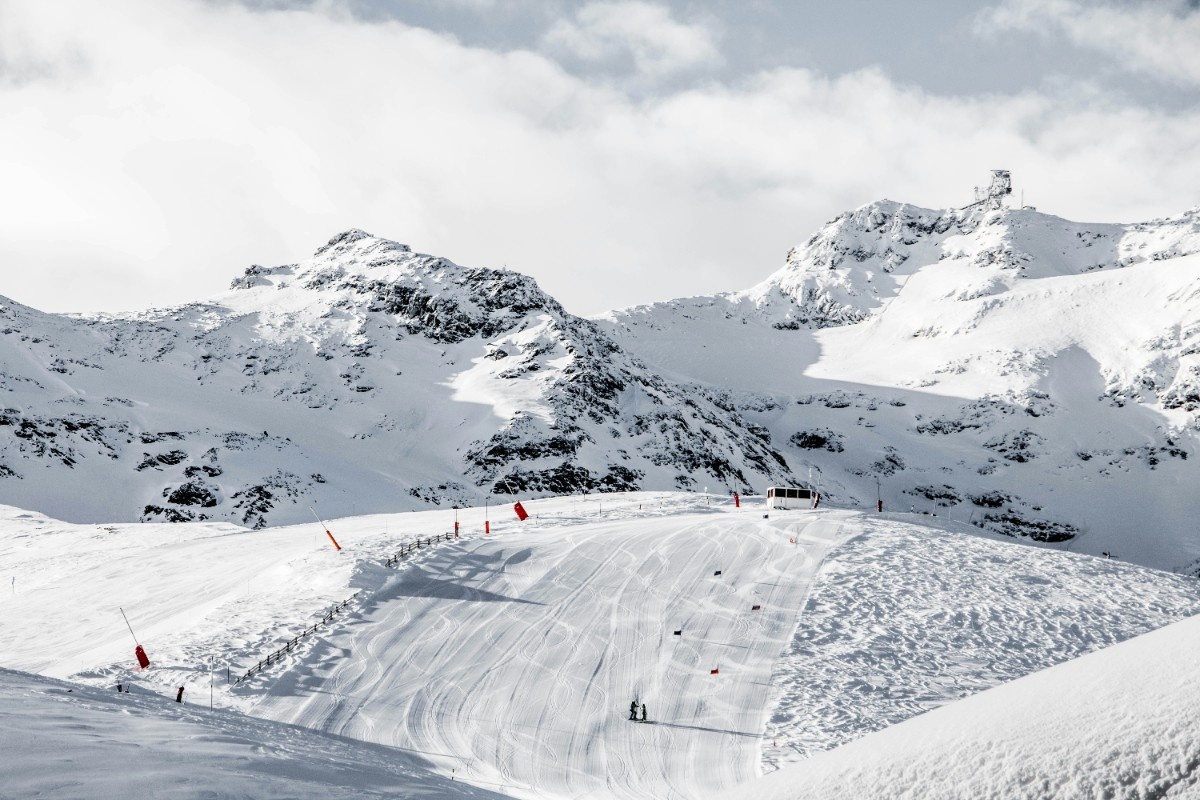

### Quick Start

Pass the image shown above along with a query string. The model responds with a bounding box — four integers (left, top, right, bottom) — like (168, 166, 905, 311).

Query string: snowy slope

(727, 611, 1200, 800)
(0, 231, 791, 529)
(3, 495, 1198, 799)
(599, 201, 1200, 571)
(0, 668, 505, 800)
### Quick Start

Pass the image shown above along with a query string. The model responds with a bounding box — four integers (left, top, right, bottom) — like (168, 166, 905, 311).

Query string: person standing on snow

(641, 703, 647, 722)
(629, 700, 638, 720)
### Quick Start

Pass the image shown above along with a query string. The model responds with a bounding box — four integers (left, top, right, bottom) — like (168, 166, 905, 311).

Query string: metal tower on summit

(964, 170, 1013, 210)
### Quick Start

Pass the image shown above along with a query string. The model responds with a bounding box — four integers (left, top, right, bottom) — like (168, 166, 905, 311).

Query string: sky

(2, 0, 1199, 317)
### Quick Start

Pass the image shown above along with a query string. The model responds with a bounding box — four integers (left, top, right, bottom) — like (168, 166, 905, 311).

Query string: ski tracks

(250, 510, 853, 800)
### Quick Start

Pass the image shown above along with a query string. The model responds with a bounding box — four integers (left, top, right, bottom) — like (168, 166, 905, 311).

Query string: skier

(640, 703, 647, 722)
(629, 700, 638, 721)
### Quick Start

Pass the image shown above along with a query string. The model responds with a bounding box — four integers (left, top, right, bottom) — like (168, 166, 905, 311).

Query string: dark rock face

(790, 429, 845, 453)
(166, 481, 218, 508)
(975, 512, 1078, 543)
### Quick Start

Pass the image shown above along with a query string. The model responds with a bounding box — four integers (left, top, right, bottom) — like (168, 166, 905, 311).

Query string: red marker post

(120, 607, 150, 670)
(310, 508, 342, 551)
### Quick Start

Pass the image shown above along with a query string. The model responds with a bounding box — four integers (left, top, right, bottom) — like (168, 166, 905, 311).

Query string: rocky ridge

(0, 230, 792, 528)
(598, 200, 1200, 570)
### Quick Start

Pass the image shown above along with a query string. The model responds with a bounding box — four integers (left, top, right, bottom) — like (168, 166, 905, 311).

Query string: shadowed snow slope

(0, 667, 506, 800)
(2, 494, 1198, 799)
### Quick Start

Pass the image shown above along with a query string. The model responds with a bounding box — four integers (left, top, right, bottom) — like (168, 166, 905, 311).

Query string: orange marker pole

(310, 508, 342, 551)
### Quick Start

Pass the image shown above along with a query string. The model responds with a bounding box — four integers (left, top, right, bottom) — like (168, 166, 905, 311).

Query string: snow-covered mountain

(599, 200, 1200, 571)
(11, 187, 1200, 800)
(7, 195, 1200, 572)
(0, 230, 790, 529)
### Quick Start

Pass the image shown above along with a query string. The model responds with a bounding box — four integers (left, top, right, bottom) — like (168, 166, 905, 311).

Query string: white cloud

(541, 1, 722, 79)
(981, 0, 1200, 87)
(1, 0, 1199, 319)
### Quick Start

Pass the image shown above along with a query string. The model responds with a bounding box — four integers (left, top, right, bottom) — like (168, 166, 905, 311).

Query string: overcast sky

(3, 0, 1199, 317)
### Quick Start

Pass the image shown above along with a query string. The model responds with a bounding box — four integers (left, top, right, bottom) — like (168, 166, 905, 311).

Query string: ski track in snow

(247, 507, 853, 800)
(5, 493, 1200, 799)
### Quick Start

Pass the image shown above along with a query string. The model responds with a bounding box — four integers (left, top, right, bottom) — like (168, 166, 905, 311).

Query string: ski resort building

(766, 486, 816, 510)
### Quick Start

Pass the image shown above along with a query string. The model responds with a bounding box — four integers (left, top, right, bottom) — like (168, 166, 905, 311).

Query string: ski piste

(5, 494, 1200, 797)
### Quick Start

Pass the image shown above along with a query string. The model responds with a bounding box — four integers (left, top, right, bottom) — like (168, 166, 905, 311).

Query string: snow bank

(763, 515, 1200, 769)
(732, 610, 1200, 800)
(0, 667, 506, 799)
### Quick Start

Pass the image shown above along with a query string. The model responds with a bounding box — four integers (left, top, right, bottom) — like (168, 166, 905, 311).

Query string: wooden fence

(233, 531, 458, 685)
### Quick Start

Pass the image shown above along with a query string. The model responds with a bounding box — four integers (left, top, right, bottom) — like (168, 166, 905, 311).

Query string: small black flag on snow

(673, 629, 682, 636)
(713, 570, 722, 576)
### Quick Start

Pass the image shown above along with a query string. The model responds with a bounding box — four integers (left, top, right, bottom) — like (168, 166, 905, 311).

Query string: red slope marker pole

(309, 508, 342, 551)
(499, 477, 529, 522)
(120, 607, 151, 669)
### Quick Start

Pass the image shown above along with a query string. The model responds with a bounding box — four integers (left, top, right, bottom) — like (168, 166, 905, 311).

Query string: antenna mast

(963, 169, 1013, 211)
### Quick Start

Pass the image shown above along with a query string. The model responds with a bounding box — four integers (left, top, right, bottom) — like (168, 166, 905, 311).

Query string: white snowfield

(729, 610, 1200, 800)
(2, 493, 1200, 799)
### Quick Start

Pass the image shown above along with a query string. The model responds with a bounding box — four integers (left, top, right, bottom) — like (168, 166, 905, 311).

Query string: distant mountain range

(0, 229, 792, 531)
(5, 198, 1200, 570)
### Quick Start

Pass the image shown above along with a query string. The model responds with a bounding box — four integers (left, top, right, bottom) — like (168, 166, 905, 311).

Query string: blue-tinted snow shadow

(390, 573, 544, 604)
(353, 549, 545, 606)
(381, 560, 544, 605)
(649, 720, 762, 738)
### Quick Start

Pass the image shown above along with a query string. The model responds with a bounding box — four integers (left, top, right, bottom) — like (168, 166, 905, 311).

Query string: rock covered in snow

(599, 201, 1200, 570)
(0, 230, 794, 529)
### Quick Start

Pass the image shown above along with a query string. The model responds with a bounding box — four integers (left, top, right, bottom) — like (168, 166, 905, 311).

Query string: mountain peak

(229, 230, 423, 292)
(313, 229, 412, 261)
(738, 196, 1200, 331)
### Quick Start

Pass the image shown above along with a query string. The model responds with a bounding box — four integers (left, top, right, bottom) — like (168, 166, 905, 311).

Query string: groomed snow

(2, 493, 1199, 798)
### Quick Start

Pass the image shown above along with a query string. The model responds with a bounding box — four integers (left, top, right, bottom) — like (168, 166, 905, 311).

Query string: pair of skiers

(628, 700, 646, 722)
